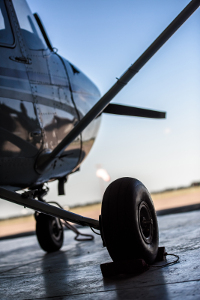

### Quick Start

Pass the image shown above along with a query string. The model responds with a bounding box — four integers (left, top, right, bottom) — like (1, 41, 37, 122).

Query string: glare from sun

(96, 168, 110, 182)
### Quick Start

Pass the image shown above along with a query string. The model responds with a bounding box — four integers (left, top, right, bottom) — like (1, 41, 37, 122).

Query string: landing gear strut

(0, 178, 159, 262)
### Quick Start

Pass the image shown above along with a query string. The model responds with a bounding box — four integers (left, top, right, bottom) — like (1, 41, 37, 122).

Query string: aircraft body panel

(62, 58, 101, 164)
(0, 0, 101, 190)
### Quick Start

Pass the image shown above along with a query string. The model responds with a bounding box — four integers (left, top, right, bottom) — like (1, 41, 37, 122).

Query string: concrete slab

(0, 211, 200, 299)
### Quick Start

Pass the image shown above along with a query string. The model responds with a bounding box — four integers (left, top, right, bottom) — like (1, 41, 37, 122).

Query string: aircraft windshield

(12, 0, 47, 50)
(0, 1, 14, 45)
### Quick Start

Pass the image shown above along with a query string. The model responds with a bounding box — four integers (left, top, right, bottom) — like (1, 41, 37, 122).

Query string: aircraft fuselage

(0, 0, 101, 190)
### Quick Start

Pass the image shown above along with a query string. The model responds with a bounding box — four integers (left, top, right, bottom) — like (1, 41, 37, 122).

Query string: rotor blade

(103, 104, 166, 119)
(35, 0, 200, 174)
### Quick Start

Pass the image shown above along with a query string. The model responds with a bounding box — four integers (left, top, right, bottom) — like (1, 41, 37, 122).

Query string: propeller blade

(103, 103, 166, 119)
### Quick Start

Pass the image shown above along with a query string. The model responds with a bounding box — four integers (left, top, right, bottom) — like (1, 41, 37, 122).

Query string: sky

(1, 0, 200, 218)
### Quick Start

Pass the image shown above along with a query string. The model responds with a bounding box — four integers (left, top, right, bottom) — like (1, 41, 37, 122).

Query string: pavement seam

(23, 278, 200, 300)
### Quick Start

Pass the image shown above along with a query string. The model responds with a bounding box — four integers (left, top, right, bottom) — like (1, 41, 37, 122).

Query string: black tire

(36, 213, 64, 253)
(101, 177, 159, 264)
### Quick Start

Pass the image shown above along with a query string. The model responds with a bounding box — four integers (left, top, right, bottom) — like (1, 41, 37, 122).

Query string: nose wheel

(101, 177, 159, 264)
(35, 213, 64, 253)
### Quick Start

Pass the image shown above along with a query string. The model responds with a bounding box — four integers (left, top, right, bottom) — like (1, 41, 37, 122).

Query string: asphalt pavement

(0, 210, 200, 299)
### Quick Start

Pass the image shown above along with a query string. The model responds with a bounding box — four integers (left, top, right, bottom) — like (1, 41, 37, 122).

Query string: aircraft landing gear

(101, 177, 159, 264)
(35, 213, 64, 253)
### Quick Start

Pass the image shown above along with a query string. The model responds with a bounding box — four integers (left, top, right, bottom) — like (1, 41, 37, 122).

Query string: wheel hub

(52, 219, 62, 241)
(138, 201, 153, 244)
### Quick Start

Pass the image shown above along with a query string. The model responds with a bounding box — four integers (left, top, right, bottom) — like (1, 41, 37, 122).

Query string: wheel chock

(100, 247, 166, 278)
(100, 259, 149, 278)
(155, 246, 166, 262)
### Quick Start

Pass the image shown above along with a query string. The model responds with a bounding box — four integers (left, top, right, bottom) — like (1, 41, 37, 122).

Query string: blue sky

(1, 0, 199, 217)
(25, 0, 200, 207)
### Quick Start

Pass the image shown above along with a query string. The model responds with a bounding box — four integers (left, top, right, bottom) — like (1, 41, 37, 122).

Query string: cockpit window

(12, 0, 47, 50)
(0, 1, 14, 45)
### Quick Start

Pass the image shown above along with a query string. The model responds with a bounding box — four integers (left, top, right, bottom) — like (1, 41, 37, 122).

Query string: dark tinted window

(0, 1, 14, 45)
(12, 0, 47, 50)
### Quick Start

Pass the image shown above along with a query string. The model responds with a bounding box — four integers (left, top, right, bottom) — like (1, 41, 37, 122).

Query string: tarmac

(0, 209, 200, 299)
